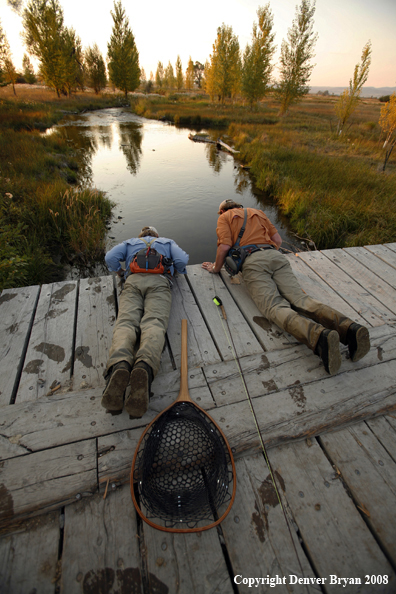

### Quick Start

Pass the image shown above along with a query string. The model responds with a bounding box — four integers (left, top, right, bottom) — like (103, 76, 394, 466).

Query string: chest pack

(129, 238, 172, 275)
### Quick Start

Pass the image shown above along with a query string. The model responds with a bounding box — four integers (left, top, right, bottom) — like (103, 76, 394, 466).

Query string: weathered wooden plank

(286, 253, 368, 325)
(0, 285, 40, 407)
(321, 423, 396, 566)
(60, 485, 146, 594)
(167, 273, 221, 369)
(143, 513, 232, 593)
(187, 264, 263, 360)
(16, 281, 77, 404)
(0, 512, 60, 594)
(345, 246, 396, 291)
(0, 440, 97, 526)
(209, 359, 396, 458)
(270, 439, 396, 593)
(298, 250, 393, 326)
(384, 243, 396, 254)
(98, 428, 143, 489)
(206, 324, 396, 407)
(0, 379, 212, 459)
(366, 416, 396, 462)
(220, 455, 318, 594)
(219, 269, 295, 351)
(323, 248, 396, 317)
(73, 276, 116, 390)
(365, 244, 396, 270)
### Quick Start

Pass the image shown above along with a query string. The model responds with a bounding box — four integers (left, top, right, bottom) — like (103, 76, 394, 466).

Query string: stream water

(55, 107, 300, 273)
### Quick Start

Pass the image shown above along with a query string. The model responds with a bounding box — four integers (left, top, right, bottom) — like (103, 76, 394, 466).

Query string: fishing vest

(129, 238, 172, 275)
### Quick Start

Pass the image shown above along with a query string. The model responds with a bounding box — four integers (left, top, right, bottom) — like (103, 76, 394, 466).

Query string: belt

(243, 244, 275, 255)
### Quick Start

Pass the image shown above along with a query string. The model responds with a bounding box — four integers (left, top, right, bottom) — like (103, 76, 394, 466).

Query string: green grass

(0, 87, 120, 290)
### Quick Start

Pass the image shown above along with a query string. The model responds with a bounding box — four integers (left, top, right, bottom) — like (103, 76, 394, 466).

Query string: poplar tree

(155, 61, 164, 88)
(276, 0, 318, 115)
(208, 24, 241, 103)
(0, 20, 18, 94)
(107, 0, 140, 99)
(164, 60, 175, 89)
(379, 93, 396, 172)
(175, 55, 183, 90)
(193, 61, 204, 88)
(23, 0, 74, 97)
(22, 53, 37, 83)
(242, 4, 276, 108)
(334, 41, 371, 135)
(85, 44, 107, 94)
(185, 56, 194, 90)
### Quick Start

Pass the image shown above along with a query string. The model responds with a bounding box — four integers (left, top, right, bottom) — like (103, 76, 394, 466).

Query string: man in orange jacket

(202, 200, 370, 374)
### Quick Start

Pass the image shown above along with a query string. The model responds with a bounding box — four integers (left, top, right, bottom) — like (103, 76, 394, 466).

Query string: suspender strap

(234, 209, 248, 248)
(141, 238, 156, 249)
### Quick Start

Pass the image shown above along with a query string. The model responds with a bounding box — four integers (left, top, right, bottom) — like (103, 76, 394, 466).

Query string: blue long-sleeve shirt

(105, 237, 189, 277)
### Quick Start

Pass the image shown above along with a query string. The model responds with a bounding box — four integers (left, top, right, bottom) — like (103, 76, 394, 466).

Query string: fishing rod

(212, 295, 309, 589)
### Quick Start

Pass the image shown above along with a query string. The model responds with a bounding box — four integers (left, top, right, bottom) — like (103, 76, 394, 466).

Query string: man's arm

(202, 244, 230, 274)
(271, 232, 282, 249)
(105, 243, 127, 275)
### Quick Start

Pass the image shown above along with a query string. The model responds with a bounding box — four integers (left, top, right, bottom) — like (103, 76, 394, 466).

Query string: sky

(1, 0, 395, 88)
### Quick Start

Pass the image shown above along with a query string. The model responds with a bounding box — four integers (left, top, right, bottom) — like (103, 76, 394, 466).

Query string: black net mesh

(133, 402, 233, 528)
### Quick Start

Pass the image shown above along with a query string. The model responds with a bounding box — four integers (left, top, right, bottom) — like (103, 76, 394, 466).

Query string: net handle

(175, 319, 193, 403)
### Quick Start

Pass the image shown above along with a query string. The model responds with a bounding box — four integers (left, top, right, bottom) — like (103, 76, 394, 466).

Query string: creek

(54, 107, 300, 272)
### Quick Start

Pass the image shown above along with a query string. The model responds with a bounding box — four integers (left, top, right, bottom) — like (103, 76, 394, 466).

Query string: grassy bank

(130, 92, 396, 249)
(0, 86, 125, 290)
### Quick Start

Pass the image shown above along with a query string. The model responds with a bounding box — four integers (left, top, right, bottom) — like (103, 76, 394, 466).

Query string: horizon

(1, 0, 395, 88)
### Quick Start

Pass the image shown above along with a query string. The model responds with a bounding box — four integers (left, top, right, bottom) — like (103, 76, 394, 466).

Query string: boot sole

(125, 368, 149, 418)
(351, 326, 370, 362)
(101, 368, 130, 411)
(327, 330, 342, 375)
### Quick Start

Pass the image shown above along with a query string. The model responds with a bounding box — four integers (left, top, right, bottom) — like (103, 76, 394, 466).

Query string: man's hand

(202, 262, 216, 273)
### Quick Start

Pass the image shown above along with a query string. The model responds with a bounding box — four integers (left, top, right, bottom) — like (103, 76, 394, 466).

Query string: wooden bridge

(1, 244, 396, 593)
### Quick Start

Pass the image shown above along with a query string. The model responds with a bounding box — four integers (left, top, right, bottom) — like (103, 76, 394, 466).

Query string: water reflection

(53, 108, 300, 266)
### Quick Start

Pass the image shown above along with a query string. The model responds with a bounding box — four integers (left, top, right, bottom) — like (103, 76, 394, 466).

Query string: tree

(107, 0, 140, 99)
(379, 92, 396, 172)
(334, 41, 371, 135)
(164, 60, 175, 89)
(242, 4, 276, 107)
(194, 61, 204, 88)
(155, 61, 164, 88)
(85, 44, 107, 94)
(62, 27, 84, 94)
(22, 53, 37, 83)
(0, 20, 18, 94)
(276, 0, 318, 115)
(185, 56, 194, 91)
(208, 24, 241, 103)
(175, 55, 183, 90)
(23, 0, 71, 97)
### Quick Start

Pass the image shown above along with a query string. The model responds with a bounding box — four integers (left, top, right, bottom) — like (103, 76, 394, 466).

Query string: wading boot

(101, 361, 132, 411)
(125, 361, 153, 418)
(315, 329, 342, 375)
(346, 323, 370, 362)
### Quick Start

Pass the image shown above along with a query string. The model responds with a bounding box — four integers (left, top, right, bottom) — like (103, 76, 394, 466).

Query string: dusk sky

(1, 0, 395, 88)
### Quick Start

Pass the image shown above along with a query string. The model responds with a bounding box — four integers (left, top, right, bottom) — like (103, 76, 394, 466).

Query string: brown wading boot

(101, 361, 132, 411)
(315, 329, 342, 375)
(346, 323, 370, 362)
(125, 361, 153, 418)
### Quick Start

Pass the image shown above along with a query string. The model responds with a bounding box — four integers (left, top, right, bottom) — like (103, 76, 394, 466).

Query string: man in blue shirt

(102, 225, 189, 417)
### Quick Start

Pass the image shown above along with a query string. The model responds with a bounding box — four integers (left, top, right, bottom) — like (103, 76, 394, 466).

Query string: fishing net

(133, 401, 234, 529)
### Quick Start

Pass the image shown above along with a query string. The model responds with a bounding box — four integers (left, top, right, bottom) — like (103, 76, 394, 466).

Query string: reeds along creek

(0, 90, 119, 290)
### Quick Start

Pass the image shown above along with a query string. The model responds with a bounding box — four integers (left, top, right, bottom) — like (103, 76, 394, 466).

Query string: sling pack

(224, 209, 248, 276)
(129, 238, 172, 275)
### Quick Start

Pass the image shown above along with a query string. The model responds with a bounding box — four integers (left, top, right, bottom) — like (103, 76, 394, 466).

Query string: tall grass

(0, 87, 118, 290)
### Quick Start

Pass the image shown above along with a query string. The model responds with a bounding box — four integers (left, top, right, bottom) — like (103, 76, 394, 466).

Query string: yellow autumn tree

(334, 41, 371, 135)
(379, 92, 396, 172)
(185, 56, 194, 90)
